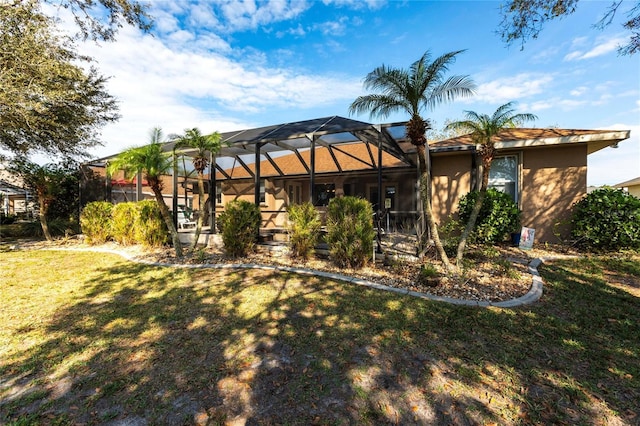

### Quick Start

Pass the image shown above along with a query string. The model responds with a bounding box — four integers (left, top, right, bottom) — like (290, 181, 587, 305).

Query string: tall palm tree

(349, 50, 475, 273)
(107, 127, 183, 257)
(175, 128, 222, 251)
(445, 101, 537, 265)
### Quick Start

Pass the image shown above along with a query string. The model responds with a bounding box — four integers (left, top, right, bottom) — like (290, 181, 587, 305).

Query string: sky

(52, 0, 640, 186)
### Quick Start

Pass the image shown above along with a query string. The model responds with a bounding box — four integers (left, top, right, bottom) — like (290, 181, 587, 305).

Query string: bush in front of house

(326, 196, 375, 268)
(80, 201, 113, 244)
(218, 199, 261, 257)
(134, 200, 168, 247)
(571, 187, 640, 251)
(457, 189, 521, 244)
(111, 202, 138, 245)
(287, 202, 321, 261)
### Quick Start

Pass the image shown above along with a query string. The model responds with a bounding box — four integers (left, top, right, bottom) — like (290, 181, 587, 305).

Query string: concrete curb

(42, 246, 546, 308)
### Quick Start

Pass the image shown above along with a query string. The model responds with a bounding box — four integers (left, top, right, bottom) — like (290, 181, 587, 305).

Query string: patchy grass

(0, 248, 639, 425)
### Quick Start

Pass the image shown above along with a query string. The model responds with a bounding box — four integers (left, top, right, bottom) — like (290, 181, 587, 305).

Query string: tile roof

(219, 142, 408, 179)
(430, 128, 621, 148)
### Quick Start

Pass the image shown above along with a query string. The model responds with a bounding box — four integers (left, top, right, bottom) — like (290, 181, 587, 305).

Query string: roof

(431, 128, 630, 154)
(219, 142, 409, 179)
(614, 176, 640, 188)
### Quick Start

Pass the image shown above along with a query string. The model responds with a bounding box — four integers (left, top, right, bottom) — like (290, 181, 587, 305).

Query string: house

(614, 176, 640, 198)
(0, 164, 33, 217)
(87, 116, 631, 244)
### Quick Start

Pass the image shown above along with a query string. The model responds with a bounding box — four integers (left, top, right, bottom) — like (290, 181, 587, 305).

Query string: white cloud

(570, 86, 587, 97)
(216, 0, 311, 32)
(564, 35, 627, 61)
(322, 0, 386, 10)
(75, 23, 362, 158)
(472, 74, 554, 104)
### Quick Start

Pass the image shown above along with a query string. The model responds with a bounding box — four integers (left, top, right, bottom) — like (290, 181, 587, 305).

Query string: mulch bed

(11, 235, 580, 303)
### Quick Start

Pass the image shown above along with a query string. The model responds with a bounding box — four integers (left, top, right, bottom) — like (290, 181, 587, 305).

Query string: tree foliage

(349, 50, 476, 273)
(571, 187, 640, 251)
(446, 102, 536, 264)
(0, 0, 151, 159)
(107, 127, 183, 257)
(7, 157, 81, 240)
(499, 0, 640, 55)
(174, 128, 222, 251)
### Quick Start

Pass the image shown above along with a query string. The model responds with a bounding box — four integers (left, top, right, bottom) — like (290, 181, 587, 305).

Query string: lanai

(86, 116, 413, 230)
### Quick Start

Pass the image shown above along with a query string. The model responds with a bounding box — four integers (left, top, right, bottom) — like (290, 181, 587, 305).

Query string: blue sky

(67, 0, 638, 186)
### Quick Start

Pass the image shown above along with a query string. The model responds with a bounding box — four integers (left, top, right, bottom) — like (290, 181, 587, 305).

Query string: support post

(136, 171, 143, 202)
(172, 151, 178, 227)
(309, 134, 316, 204)
(254, 143, 262, 206)
(375, 125, 383, 253)
(209, 152, 216, 232)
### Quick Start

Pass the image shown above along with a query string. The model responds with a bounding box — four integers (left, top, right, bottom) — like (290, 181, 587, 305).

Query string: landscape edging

(41, 246, 546, 308)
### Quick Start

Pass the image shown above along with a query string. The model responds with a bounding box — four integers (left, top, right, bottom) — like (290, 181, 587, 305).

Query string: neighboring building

(87, 116, 631, 244)
(0, 164, 33, 216)
(614, 176, 640, 198)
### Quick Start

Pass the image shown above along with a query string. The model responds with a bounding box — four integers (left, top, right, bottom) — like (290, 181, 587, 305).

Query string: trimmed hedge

(287, 202, 321, 260)
(571, 187, 640, 251)
(111, 202, 138, 245)
(326, 196, 375, 268)
(81, 201, 168, 247)
(218, 200, 261, 257)
(80, 201, 113, 244)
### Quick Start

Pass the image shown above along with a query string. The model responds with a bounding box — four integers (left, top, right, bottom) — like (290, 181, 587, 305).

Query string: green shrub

(457, 189, 520, 244)
(0, 214, 16, 225)
(287, 202, 321, 260)
(571, 187, 640, 251)
(326, 196, 375, 268)
(111, 202, 138, 246)
(134, 201, 168, 247)
(80, 201, 113, 244)
(218, 200, 261, 257)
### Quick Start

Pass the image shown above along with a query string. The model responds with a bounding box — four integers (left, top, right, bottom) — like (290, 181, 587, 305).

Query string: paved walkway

(50, 245, 547, 308)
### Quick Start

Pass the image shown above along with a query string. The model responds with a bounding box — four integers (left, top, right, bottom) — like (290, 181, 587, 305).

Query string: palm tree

(107, 127, 183, 257)
(349, 50, 475, 273)
(9, 159, 72, 241)
(174, 128, 222, 251)
(445, 101, 537, 266)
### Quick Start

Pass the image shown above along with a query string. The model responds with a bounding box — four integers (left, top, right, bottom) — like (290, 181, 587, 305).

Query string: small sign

(519, 227, 535, 250)
(384, 198, 391, 209)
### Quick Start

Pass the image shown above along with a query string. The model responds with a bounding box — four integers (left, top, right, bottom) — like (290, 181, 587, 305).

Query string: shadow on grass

(0, 251, 638, 424)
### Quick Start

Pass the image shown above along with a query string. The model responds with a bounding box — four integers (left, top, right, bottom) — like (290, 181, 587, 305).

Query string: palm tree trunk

(416, 144, 455, 274)
(39, 200, 52, 241)
(152, 187, 183, 258)
(191, 173, 205, 251)
(455, 153, 491, 267)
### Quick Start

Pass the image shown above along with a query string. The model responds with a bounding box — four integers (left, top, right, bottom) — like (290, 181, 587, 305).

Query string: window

(489, 155, 518, 202)
(216, 182, 222, 204)
(314, 183, 335, 206)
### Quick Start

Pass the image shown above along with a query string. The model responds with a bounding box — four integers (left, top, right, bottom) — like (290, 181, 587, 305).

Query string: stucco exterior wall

(520, 145, 587, 242)
(430, 153, 473, 225)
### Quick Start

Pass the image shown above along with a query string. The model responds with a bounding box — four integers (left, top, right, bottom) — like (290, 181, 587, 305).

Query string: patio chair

(177, 211, 196, 229)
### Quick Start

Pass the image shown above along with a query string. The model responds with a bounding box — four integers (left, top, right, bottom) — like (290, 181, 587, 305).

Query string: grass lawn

(1, 248, 639, 425)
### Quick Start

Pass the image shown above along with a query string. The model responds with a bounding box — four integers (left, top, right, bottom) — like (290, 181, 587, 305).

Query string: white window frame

(488, 154, 520, 204)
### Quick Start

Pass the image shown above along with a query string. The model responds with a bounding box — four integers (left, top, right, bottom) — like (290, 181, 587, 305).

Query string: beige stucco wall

(430, 153, 473, 225)
(520, 145, 587, 242)
(429, 145, 587, 243)
(626, 184, 640, 198)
